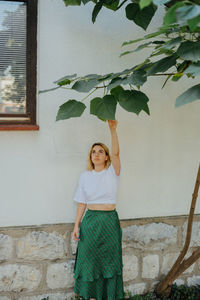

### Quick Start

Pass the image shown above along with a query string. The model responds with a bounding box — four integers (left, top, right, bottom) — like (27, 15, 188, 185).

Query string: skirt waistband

(87, 208, 117, 213)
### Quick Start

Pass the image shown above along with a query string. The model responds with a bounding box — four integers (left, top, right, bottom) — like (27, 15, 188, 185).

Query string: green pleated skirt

(73, 208, 125, 300)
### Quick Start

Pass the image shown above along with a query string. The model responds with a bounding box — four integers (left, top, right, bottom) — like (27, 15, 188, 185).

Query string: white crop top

(73, 163, 120, 204)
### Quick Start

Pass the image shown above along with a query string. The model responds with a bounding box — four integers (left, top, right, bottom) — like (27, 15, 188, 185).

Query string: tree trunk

(155, 163, 200, 298)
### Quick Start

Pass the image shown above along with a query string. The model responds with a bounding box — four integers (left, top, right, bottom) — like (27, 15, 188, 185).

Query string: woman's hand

(72, 226, 80, 241)
(108, 120, 118, 131)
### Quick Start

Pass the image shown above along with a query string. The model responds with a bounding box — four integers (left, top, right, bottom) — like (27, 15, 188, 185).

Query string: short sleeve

(74, 173, 87, 204)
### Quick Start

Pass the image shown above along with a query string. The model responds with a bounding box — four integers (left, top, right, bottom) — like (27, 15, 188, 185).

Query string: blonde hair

(87, 142, 111, 171)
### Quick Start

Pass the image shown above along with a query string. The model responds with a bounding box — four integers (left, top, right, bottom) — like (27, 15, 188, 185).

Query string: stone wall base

(0, 214, 200, 299)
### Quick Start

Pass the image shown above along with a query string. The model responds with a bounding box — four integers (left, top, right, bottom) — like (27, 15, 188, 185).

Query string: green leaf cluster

(39, 0, 200, 121)
(44, 68, 150, 121)
(120, 0, 200, 107)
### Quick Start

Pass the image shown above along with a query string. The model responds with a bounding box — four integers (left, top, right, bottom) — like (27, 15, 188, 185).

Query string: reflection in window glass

(0, 1, 26, 114)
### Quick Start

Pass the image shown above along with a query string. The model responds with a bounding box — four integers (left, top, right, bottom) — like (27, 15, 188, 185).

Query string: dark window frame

(0, 0, 39, 130)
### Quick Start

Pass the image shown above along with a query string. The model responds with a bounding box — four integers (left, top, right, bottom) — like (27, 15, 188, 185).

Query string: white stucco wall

(0, 0, 199, 226)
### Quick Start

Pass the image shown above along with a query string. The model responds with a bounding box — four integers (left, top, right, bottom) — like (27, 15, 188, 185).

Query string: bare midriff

(87, 204, 116, 211)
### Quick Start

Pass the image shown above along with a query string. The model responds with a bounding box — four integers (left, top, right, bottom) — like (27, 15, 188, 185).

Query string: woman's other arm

(72, 203, 87, 241)
(108, 120, 121, 176)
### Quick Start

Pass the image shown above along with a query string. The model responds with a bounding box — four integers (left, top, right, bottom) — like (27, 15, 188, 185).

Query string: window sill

(0, 124, 39, 131)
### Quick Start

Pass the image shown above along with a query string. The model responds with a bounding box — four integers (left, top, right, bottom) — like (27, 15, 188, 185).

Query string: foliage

(49, 283, 200, 299)
(169, 283, 200, 300)
(40, 0, 200, 121)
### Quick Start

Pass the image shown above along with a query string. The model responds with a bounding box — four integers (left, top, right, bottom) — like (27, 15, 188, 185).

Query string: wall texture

(0, 213, 200, 299)
(0, 0, 199, 227)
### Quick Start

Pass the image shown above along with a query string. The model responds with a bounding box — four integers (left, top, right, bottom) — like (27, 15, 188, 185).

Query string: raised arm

(108, 120, 121, 176)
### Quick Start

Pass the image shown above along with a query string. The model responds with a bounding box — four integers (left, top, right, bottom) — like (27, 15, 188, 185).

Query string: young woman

(72, 120, 124, 300)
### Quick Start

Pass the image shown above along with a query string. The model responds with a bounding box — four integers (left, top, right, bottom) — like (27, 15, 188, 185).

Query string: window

(0, 0, 39, 130)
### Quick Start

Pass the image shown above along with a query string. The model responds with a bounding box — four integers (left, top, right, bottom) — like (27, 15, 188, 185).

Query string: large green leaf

(126, 70, 147, 86)
(120, 42, 153, 57)
(120, 41, 165, 57)
(122, 37, 144, 47)
(107, 70, 147, 89)
(175, 84, 200, 107)
(103, 0, 117, 5)
(161, 36, 182, 50)
(84, 74, 101, 79)
(53, 74, 77, 85)
(177, 41, 200, 62)
(153, 0, 171, 5)
(118, 90, 150, 115)
(56, 100, 86, 121)
(149, 47, 174, 58)
(92, 0, 104, 23)
(132, 59, 152, 73)
(147, 54, 177, 75)
(90, 95, 117, 120)
(163, 2, 185, 25)
(103, 0, 119, 10)
(57, 79, 71, 86)
(63, 0, 81, 6)
(184, 62, 200, 76)
(176, 5, 200, 22)
(188, 15, 200, 30)
(82, 0, 92, 4)
(110, 85, 124, 101)
(139, 0, 152, 10)
(125, 3, 157, 30)
(72, 77, 100, 92)
(98, 73, 114, 82)
(107, 77, 126, 91)
(110, 85, 150, 115)
(39, 86, 61, 94)
(122, 28, 167, 47)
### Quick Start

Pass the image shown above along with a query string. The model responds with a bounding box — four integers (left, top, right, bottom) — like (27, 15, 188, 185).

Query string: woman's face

(91, 145, 108, 167)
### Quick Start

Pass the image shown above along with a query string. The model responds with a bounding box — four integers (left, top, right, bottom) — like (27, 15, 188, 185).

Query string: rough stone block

(0, 234, 13, 260)
(46, 260, 74, 289)
(122, 223, 177, 250)
(149, 280, 159, 291)
(142, 255, 159, 279)
(174, 278, 185, 286)
(17, 231, 67, 260)
(19, 292, 74, 300)
(70, 235, 78, 255)
(122, 254, 138, 282)
(124, 283, 146, 297)
(196, 257, 200, 270)
(182, 222, 200, 247)
(0, 264, 42, 292)
(162, 251, 195, 276)
(161, 253, 179, 275)
(187, 275, 200, 286)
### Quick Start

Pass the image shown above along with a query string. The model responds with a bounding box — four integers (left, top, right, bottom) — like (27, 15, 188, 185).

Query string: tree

(156, 164, 200, 298)
(40, 0, 200, 123)
(40, 2, 200, 296)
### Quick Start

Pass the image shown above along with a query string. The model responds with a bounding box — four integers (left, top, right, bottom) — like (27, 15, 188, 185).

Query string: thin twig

(81, 88, 97, 101)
